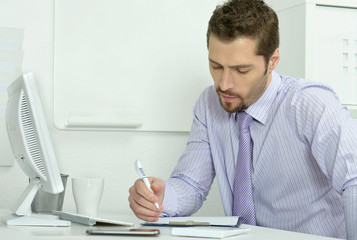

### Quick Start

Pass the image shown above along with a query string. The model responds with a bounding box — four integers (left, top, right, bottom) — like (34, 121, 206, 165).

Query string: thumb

(149, 178, 165, 203)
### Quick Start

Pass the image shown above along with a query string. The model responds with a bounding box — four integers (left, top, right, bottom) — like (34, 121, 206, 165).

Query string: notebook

(142, 216, 242, 227)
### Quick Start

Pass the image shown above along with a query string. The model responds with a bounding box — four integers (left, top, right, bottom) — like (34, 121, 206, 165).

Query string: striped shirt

(162, 71, 357, 238)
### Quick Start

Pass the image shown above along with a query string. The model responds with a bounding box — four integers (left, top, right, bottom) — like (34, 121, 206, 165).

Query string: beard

(216, 88, 248, 113)
(215, 67, 269, 113)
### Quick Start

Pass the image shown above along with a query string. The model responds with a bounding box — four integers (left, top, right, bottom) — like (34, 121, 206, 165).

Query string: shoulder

(285, 78, 341, 115)
(279, 75, 337, 100)
(275, 74, 340, 112)
(280, 76, 350, 139)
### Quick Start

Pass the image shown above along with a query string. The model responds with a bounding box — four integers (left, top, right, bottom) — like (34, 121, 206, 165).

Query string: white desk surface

(0, 209, 341, 240)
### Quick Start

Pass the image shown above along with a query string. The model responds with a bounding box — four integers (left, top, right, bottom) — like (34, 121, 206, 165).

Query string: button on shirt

(162, 71, 357, 238)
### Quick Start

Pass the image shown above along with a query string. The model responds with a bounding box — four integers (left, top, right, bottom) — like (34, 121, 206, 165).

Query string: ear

(268, 48, 280, 72)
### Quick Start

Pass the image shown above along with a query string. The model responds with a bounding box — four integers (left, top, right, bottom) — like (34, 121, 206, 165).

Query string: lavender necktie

(232, 111, 256, 225)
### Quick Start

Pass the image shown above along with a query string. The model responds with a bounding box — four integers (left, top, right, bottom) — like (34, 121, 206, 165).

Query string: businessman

(128, 0, 357, 239)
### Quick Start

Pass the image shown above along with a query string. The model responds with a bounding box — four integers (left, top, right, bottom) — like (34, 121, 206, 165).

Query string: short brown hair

(207, 0, 279, 66)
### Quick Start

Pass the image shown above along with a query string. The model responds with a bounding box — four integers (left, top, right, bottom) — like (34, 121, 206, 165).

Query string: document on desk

(142, 216, 242, 227)
(172, 227, 251, 239)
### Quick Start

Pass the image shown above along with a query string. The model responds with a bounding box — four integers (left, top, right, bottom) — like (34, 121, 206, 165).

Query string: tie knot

(237, 112, 253, 131)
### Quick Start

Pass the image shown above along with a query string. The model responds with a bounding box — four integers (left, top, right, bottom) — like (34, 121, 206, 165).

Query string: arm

(292, 83, 357, 237)
(130, 87, 216, 219)
(342, 185, 357, 240)
(162, 88, 216, 217)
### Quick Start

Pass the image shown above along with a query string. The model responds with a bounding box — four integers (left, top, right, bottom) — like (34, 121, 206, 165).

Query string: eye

(210, 62, 222, 70)
(235, 68, 249, 74)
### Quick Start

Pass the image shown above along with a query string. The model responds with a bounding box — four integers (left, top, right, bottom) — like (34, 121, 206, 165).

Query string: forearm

(162, 178, 205, 217)
(342, 185, 357, 240)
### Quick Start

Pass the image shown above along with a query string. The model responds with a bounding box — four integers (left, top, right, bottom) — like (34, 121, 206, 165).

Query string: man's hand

(128, 177, 165, 222)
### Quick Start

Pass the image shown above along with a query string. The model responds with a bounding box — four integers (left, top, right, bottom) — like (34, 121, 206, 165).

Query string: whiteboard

(54, 0, 219, 132)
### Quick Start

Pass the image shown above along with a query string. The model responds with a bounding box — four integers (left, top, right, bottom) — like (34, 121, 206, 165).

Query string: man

(128, 0, 357, 239)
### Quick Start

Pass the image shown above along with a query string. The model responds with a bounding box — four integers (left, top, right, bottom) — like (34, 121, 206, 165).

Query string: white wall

(0, 0, 224, 217)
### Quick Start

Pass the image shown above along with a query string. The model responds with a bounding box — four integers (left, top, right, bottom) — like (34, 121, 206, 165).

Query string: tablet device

(86, 228, 160, 236)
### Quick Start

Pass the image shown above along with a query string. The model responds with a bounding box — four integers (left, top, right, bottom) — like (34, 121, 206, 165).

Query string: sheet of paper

(144, 216, 240, 227)
(172, 227, 251, 239)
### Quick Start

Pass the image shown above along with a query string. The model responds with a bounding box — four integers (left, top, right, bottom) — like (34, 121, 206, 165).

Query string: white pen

(135, 160, 160, 209)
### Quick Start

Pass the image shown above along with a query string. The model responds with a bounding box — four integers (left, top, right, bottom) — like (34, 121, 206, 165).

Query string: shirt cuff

(161, 181, 178, 217)
(342, 185, 357, 240)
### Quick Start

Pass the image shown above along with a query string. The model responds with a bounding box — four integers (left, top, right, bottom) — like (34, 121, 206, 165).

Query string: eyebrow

(208, 58, 253, 69)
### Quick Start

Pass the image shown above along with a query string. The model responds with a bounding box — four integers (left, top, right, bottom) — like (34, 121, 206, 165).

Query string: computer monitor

(4, 72, 70, 226)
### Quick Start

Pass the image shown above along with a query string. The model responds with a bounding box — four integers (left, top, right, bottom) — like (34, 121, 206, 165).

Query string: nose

(220, 69, 233, 91)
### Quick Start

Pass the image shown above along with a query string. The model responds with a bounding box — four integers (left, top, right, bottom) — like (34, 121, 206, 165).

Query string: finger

(128, 194, 160, 220)
(150, 181, 164, 196)
(133, 179, 160, 210)
(134, 212, 160, 222)
(148, 178, 165, 205)
(128, 182, 160, 213)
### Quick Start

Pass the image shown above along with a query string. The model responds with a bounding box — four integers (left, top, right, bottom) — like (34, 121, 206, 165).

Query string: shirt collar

(244, 71, 281, 125)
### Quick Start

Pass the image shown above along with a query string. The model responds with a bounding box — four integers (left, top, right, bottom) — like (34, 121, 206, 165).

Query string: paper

(142, 216, 241, 227)
(172, 227, 251, 239)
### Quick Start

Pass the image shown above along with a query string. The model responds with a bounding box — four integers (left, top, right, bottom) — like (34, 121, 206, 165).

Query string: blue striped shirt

(162, 71, 357, 238)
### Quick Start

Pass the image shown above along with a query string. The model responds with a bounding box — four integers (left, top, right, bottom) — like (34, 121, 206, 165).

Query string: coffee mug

(72, 177, 104, 216)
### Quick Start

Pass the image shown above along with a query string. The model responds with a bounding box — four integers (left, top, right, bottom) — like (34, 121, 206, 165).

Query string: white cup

(72, 177, 104, 216)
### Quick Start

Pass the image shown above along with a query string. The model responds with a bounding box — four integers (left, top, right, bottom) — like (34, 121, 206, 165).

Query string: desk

(0, 210, 341, 240)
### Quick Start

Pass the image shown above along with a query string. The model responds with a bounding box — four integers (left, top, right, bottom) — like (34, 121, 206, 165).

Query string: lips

(220, 94, 238, 102)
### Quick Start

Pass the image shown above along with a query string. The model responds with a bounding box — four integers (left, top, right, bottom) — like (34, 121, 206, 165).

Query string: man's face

(208, 34, 273, 113)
